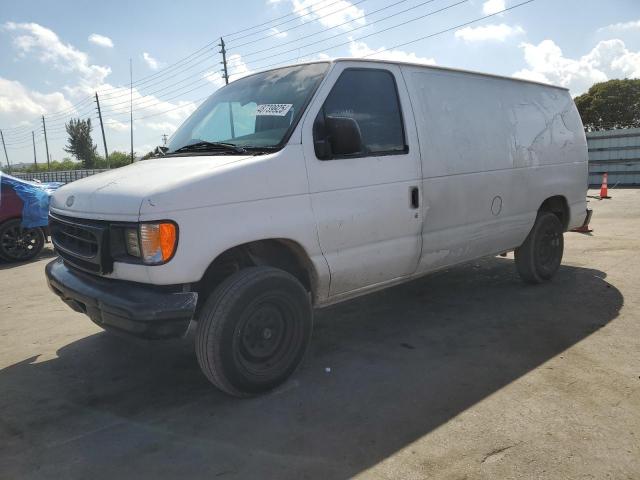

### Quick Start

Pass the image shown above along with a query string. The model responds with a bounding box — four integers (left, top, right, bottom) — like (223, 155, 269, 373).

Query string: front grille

(50, 214, 112, 274)
(52, 220, 99, 258)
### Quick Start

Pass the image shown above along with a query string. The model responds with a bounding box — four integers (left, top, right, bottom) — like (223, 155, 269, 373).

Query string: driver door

(302, 63, 423, 296)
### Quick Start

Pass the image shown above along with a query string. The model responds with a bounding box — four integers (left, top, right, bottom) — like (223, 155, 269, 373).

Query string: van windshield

(167, 63, 329, 154)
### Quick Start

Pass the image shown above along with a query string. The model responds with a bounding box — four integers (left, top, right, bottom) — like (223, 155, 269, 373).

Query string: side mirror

(314, 114, 363, 159)
(325, 115, 363, 156)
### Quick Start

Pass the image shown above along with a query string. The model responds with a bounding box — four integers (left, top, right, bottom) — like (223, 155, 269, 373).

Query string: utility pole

(219, 37, 235, 138)
(219, 37, 229, 85)
(130, 58, 134, 164)
(0, 130, 10, 173)
(161, 133, 168, 146)
(95, 92, 109, 168)
(42, 115, 50, 170)
(31, 131, 38, 169)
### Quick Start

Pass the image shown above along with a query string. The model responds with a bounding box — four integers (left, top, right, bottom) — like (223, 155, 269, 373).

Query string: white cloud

(104, 118, 128, 131)
(0, 22, 203, 162)
(0, 77, 74, 117)
(598, 19, 640, 32)
(88, 33, 114, 48)
(455, 23, 525, 42)
(513, 39, 640, 94)
(270, 27, 287, 38)
(3, 22, 110, 86)
(290, 0, 365, 29)
(145, 121, 177, 131)
(482, 0, 505, 15)
(142, 52, 162, 70)
(348, 39, 436, 65)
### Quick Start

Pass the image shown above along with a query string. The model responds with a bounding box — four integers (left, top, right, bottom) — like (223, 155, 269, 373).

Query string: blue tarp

(0, 173, 63, 228)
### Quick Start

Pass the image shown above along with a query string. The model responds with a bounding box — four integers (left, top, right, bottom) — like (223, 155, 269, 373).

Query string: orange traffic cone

(571, 208, 593, 233)
(600, 173, 610, 199)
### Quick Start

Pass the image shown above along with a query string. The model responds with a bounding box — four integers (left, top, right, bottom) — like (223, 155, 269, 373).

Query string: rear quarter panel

(401, 66, 588, 272)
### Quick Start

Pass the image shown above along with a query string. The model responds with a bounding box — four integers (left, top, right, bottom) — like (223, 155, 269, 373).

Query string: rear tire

(195, 266, 313, 397)
(515, 212, 564, 284)
(0, 219, 45, 262)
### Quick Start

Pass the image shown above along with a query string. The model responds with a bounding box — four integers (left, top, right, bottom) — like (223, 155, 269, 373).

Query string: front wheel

(514, 212, 564, 284)
(195, 266, 313, 397)
(0, 219, 45, 262)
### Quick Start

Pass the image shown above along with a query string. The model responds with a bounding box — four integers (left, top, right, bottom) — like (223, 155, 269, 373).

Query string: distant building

(587, 127, 640, 186)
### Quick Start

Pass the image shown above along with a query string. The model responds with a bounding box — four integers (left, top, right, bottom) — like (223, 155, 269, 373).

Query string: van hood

(50, 147, 308, 220)
(50, 155, 254, 220)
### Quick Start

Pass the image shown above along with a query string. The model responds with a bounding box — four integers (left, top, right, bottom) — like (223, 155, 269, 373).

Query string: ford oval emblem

(66, 195, 75, 207)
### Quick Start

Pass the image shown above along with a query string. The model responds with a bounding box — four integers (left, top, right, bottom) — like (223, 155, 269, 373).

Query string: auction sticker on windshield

(256, 104, 293, 116)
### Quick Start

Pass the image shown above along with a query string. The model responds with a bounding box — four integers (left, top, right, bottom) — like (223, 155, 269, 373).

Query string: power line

(362, 0, 535, 57)
(101, 80, 215, 118)
(102, 94, 208, 124)
(0, 1, 354, 132)
(97, 51, 217, 100)
(95, 0, 354, 94)
(1, 2, 348, 131)
(231, 0, 409, 58)
(223, 0, 345, 38)
(227, 0, 469, 74)
(86, 1, 356, 97)
(227, 0, 441, 67)
(99, 60, 219, 108)
(226, 0, 368, 45)
(0, 0, 537, 160)
(1, 95, 95, 134)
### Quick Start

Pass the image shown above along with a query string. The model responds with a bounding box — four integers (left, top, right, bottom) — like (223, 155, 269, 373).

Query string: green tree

(575, 79, 640, 131)
(64, 118, 98, 168)
(93, 151, 133, 169)
(107, 151, 133, 168)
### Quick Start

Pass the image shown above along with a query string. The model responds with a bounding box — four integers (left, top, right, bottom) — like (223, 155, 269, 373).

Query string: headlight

(125, 222, 177, 265)
(124, 228, 141, 257)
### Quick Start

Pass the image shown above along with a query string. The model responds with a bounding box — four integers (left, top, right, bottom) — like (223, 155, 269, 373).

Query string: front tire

(0, 219, 45, 262)
(195, 266, 313, 397)
(514, 212, 564, 284)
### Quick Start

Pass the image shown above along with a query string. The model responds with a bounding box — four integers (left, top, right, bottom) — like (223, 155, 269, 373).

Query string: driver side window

(313, 68, 407, 160)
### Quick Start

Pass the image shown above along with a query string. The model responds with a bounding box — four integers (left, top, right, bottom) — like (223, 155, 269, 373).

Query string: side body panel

(401, 66, 588, 274)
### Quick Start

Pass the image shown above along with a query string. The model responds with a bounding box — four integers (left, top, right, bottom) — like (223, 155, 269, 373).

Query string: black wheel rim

(536, 225, 562, 269)
(234, 293, 300, 379)
(1, 225, 42, 261)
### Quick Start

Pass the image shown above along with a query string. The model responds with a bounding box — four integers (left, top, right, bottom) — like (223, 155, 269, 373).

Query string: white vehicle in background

(45, 59, 590, 397)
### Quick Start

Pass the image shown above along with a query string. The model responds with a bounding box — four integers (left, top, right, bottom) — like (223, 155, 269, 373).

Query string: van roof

(248, 58, 570, 93)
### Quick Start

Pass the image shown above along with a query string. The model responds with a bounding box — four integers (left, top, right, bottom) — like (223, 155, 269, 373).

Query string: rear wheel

(195, 266, 313, 397)
(0, 219, 45, 262)
(515, 212, 564, 284)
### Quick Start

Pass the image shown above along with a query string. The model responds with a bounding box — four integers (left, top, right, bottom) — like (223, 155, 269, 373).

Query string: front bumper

(46, 258, 198, 339)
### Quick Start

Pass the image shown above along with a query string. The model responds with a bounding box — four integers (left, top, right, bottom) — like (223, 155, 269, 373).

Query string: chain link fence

(10, 169, 109, 184)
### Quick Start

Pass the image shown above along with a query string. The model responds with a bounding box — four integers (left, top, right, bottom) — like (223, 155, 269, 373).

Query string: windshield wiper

(171, 141, 246, 154)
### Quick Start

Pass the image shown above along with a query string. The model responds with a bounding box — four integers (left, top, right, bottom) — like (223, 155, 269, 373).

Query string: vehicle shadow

(0, 257, 623, 479)
(0, 245, 56, 270)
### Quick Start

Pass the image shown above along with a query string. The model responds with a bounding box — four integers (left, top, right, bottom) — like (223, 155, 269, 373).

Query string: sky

(0, 0, 639, 167)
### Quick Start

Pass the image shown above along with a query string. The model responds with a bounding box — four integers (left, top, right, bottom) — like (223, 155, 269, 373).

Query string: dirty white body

(50, 59, 588, 307)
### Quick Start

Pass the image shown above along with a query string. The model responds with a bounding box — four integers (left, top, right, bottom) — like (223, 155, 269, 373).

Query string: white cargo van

(46, 59, 590, 396)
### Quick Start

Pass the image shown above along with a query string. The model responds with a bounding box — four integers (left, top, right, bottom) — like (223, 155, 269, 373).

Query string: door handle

(410, 186, 420, 209)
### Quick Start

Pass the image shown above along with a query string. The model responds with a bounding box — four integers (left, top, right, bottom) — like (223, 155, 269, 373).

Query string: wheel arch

(195, 238, 319, 309)
(538, 195, 570, 231)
